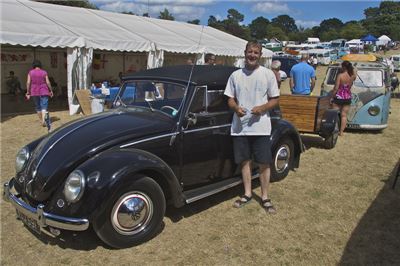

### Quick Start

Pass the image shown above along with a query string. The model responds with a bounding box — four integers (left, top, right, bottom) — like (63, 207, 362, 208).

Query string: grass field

(1, 54, 400, 265)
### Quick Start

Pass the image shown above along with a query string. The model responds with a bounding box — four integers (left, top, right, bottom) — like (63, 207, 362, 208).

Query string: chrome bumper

(3, 179, 89, 232)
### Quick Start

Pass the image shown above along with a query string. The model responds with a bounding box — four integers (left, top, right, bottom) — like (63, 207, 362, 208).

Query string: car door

(180, 86, 235, 190)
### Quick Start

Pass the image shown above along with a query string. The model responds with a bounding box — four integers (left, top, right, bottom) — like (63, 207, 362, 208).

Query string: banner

(1, 51, 33, 64)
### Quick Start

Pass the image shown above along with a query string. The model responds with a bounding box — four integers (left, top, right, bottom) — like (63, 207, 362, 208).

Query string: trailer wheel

(324, 117, 339, 149)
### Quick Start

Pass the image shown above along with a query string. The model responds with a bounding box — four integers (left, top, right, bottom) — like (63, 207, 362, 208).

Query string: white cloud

(251, 2, 290, 14)
(94, 1, 207, 21)
(296, 19, 320, 29)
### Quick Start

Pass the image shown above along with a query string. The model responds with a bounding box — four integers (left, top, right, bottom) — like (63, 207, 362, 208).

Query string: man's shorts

(32, 96, 49, 112)
(233, 136, 272, 165)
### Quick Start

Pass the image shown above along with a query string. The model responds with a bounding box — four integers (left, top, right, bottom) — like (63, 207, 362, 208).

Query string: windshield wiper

(357, 74, 371, 89)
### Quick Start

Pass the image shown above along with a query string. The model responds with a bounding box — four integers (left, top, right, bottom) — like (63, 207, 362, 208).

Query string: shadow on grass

(23, 222, 166, 251)
(339, 160, 400, 265)
(166, 179, 262, 223)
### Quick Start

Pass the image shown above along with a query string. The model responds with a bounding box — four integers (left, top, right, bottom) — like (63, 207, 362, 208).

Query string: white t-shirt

(224, 66, 279, 136)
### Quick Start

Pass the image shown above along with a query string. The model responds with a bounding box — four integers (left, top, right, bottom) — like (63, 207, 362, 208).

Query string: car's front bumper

(3, 178, 89, 234)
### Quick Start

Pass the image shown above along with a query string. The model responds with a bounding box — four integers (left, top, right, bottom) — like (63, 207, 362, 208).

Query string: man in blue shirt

(290, 54, 316, 95)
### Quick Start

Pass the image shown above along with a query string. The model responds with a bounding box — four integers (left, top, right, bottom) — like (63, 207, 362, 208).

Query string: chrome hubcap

(275, 144, 291, 174)
(111, 192, 153, 235)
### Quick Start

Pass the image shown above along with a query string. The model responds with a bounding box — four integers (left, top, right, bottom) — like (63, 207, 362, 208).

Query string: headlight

(15, 147, 29, 173)
(63, 170, 86, 203)
(368, 105, 380, 116)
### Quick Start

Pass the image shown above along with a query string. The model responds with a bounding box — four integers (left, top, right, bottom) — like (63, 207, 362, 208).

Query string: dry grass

(1, 65, 400, 265)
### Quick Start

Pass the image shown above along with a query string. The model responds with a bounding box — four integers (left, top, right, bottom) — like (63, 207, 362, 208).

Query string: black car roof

(122, 65, 239, 86)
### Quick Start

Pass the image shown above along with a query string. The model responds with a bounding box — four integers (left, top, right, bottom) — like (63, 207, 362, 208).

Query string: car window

(188, 87, 229, 114)
(326, 68, 340, 85)
(116, 80, 186, 116)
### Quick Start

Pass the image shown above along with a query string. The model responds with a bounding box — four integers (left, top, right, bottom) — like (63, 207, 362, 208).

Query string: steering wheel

(160, 105, 178, 115)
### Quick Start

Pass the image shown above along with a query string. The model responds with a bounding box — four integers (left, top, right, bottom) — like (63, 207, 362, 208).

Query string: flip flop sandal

(233, 195, 252, 208)
(261, 199, 276, 214)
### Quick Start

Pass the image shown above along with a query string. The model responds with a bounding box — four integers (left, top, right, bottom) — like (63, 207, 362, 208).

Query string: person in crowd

(330, 60, 357, 136)
(6, 71, 22, 95)
(312, 56, 318, 70)
(224, 41, 280, 214)
(204, 53, 216, 65)
(186, 58, 194, 65)
(25, 60, 53, 127)
(271, 60, 282, 89)
(289, 54, 316, 95)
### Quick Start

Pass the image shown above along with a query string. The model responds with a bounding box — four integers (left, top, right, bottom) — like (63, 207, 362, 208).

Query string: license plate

(16, 209, 41, 234)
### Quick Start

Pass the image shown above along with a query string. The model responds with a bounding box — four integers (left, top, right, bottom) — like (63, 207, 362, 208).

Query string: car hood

(25, 108, 175, 201)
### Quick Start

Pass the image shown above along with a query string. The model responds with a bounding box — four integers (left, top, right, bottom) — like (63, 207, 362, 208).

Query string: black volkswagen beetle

(4, 65, 303, 248)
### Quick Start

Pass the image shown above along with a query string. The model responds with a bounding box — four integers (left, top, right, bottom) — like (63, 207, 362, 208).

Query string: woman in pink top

(26, 60, 53, 127)
(331, 60, 357, 136)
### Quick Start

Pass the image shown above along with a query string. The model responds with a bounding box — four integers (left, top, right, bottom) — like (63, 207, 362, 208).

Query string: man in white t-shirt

(224, 41, 280, 213)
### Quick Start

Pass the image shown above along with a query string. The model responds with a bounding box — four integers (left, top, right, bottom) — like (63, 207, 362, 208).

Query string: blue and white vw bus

(321, 55, 391, 130)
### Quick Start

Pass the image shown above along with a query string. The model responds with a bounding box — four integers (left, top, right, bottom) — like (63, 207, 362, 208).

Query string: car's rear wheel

(93, 175, 165, 249)
(271, 138, 294, 181)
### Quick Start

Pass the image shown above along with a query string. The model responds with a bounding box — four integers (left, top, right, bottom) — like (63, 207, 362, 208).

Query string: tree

(319, 18, 343, 32)
(227, 8, 244, 23)
(271, 15, 298, 33)
(249, 17, 270, 40)
(362, 1, 400, 38)
(340, 23, 366, 40)
(265, 25, 288, 41)
(142, 13, 149, 17)
(364, 7, 380, 19)
(158, 8, 174, 21)
(320, 29, 340, 42)
(187, 19, 200, 25)
(35, 0, 97, 9)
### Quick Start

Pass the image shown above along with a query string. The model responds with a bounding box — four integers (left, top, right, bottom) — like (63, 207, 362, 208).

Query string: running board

(184, 173, 260, 204)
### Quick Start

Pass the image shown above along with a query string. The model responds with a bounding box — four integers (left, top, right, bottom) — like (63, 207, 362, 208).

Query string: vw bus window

(354, 70, 383, 88)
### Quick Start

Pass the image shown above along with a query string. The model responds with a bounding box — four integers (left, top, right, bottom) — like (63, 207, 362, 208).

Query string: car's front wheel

(271, 138, 294, 181)
(93, 175, 165, 249)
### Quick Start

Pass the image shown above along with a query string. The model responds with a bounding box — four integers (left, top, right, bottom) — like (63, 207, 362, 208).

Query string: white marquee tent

(376, 35, 392, 46)
(1, 0, 272, 114)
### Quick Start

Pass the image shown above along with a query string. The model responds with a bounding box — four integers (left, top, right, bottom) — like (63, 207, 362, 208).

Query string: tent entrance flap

(67, 47, 93, 115)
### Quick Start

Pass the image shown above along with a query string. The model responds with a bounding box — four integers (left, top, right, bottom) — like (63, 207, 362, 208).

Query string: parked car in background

(390, 54, 400, 71)
(272, 55, 300, 77)
(321, 55, 391, 130)
(4, 65, 304, 249)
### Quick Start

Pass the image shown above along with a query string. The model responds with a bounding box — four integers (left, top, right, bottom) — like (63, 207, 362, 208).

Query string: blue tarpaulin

(361, 34, 379, 42)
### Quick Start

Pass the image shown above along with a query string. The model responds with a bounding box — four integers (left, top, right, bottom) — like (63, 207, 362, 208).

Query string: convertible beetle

(4, 65, 304, 248)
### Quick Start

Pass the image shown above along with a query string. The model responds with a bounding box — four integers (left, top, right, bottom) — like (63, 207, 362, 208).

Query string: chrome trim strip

(120, 133, 176, 148)
(35, 113, 115, 174)
(4, 180, 89, 231)
(358, 124, 388, 129)
(185, 173, 260, 204)
(184, 124, 231, 134)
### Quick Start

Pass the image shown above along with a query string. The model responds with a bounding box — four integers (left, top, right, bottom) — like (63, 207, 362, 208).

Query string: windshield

(354, 70, 383, 88)
(114, 80, 186, 117)
(326, 68, 383, 88)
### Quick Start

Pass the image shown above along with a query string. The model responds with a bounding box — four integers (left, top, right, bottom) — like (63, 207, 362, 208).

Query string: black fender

(319, 109, 339, 138)
(47, 148, 185, 219)
(271, 119, 304, 169)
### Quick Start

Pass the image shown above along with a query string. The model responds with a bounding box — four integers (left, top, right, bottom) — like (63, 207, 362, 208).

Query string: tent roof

(378, 35, 391, 41)
(361, 34, 378, 42)
(0, 0, 272, 58)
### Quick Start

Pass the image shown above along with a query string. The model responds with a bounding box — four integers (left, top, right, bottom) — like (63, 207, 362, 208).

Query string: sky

(90, 0, 383, 29)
